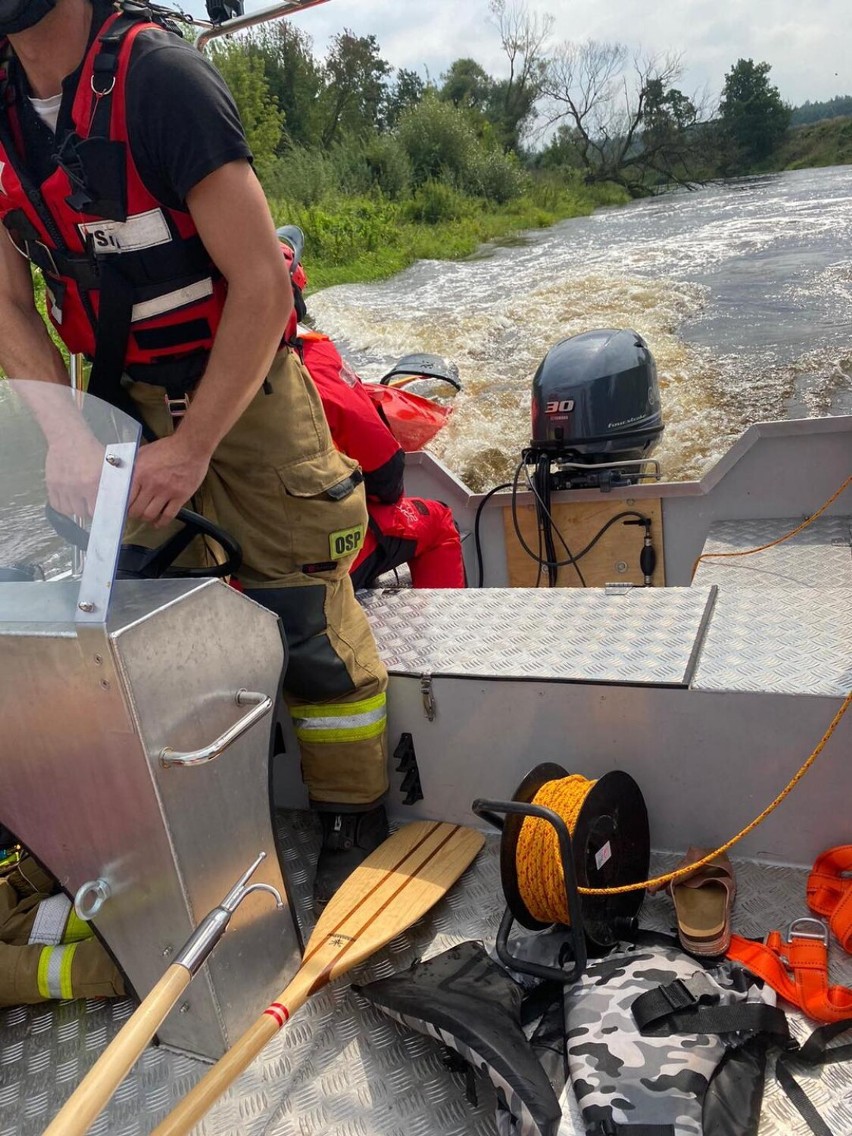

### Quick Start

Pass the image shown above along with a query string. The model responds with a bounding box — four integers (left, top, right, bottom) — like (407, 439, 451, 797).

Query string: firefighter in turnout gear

(0, 848, 125, 1005)
(0, 0, 389, 918)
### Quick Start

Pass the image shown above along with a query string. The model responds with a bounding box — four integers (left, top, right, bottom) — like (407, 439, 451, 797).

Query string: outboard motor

(529, 329, 664, 490)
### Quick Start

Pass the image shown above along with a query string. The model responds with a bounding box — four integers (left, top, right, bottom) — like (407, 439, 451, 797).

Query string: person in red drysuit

(299, 330, 466, 590)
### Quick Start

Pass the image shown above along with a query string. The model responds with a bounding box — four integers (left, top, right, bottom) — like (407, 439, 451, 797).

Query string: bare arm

(129, 159, 293, 525)
(0, 232, 109, 516)
(0, 230, 69, 385)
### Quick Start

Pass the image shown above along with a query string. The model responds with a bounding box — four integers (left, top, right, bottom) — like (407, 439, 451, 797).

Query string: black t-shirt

(14, 3, 252, 212)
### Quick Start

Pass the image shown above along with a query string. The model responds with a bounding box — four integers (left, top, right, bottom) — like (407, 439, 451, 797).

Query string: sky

(189, 0, 850, 110)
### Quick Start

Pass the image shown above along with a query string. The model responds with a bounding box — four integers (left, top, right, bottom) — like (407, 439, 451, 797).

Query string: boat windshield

(0, 379, 140, 622)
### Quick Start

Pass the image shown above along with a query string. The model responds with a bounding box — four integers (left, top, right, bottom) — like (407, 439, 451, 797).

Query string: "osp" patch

(329, 524, 365, 559)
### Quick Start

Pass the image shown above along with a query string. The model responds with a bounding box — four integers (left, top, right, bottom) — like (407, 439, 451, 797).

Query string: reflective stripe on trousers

(28, 893, 93, 946)
(28, 893, 72, 946)
(290, 692, 387, 745)
(37, 943, 79, 1000)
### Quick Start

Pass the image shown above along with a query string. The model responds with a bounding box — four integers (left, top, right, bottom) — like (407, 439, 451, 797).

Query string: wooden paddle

(151, 820, 485, 1136)
(42, 852, 281, 1136)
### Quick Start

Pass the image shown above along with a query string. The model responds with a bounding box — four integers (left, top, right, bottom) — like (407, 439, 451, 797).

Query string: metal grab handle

(160, 690, 273, 768)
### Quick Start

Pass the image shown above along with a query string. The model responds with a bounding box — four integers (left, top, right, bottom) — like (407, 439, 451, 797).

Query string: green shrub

(465, 148, 529, 203)
(262, 147, 338, 205)
(395, 95, 479, 187)
(325, 140, 376, 197)
(402, 180, 472, 224)
(363, 135, 412, 199)
(267, 196, 403, 265)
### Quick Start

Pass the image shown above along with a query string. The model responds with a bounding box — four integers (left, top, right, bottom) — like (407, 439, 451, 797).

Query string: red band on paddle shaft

(263, 1002, 290, 1027)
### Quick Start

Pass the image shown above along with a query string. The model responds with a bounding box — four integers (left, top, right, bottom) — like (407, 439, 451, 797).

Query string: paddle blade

(299, 821, 485, 997)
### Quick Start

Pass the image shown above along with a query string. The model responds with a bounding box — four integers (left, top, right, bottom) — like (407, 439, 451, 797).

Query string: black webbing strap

(775, 1020, 852, 1136)
(85, 257, 134, 405)
(588, 1123, 675, 1136)
(632, 977, 790, 1041)
(26, 237, 101, 289)
(79, 6, 176, 406)
(89, 6, 150, 136)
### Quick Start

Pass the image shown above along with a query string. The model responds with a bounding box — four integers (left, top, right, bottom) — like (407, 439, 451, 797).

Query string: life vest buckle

(786, 916, 829, 946)
(165, 393, 190, 419)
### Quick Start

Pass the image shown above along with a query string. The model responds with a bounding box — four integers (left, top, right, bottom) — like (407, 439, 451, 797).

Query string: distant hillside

(764, 115, 852, 170)
(791, 96, 852, 126)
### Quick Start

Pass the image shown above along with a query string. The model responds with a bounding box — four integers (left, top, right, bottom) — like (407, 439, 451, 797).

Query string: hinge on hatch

(420, 672, 435, 721)
(604, 582, 637, 596)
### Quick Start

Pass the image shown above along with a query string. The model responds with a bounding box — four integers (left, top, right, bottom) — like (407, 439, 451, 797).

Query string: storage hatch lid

(362, 586, 716, 687)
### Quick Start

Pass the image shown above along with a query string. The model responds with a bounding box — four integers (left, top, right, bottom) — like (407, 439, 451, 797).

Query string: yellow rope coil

(516, 774, 596, 923)
(512, 477, 851, 918)
(512, 690, 851, 910)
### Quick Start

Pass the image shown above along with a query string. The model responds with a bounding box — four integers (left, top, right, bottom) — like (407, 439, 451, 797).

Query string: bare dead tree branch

(540, 41, 710, 195)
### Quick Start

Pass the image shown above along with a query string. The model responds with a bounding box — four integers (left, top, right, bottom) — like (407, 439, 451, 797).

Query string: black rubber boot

(313, 804, 389, 912)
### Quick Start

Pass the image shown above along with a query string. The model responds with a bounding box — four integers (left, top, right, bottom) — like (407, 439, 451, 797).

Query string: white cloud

(188, 0, 850, 106)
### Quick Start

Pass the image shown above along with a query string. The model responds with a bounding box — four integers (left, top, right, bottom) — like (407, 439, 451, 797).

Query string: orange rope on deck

(513, 691, 852, 916)
(691, 475, 851, 580)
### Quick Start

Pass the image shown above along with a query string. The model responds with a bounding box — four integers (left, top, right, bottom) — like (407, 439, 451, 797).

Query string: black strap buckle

(661, 972, 717, 1010)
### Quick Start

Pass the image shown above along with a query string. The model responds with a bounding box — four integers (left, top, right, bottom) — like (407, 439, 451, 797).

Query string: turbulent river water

(310, 165, 852, 492)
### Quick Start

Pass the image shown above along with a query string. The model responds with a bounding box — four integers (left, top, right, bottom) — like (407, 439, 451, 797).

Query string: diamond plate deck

(2, 814, 850, 1136)
(692, 517, 852, 588)
(632, 517, 852, 696)
(360, 588, 716, 687)
(691, 586, 852, 696)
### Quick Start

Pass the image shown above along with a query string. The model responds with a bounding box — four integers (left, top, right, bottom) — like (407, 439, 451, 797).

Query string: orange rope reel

(501, 763, 650, 947)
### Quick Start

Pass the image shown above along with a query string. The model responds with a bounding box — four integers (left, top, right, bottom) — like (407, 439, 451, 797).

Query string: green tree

(384, 68, 426, 129)
(395, 93, 525, 203)
(396, 93, 479, 186)
(719, 59, 791, 164)
(487, 0, 552, 151)
(319, 31, 392, 146)
(541, 44, 706, 195)
(440, 58, 494, 111)
(209, 43, 283, 175)
(791, 95, 852, 125)
(247, 22, 323, 148)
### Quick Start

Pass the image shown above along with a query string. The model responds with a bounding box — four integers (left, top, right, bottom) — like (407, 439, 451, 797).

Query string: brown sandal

(653, 847, 737, 957)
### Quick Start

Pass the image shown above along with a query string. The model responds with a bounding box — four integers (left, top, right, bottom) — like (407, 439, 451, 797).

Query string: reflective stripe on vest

(37, 943, 79, 1000)
(28, 892, 72, 946)
(290, 692, 387, 744)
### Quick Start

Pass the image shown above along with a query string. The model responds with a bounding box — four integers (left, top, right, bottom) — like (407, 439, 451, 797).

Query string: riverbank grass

(769, 115, 852, 171)
(270, 180, 629, 290)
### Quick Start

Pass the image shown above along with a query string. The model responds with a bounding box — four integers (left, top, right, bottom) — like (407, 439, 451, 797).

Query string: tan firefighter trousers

(0, 856, 125, 1005)
(125, 348, 389, 806)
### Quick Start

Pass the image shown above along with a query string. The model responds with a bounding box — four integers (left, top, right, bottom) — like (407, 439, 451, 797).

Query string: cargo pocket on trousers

(276, 452, 368, 576)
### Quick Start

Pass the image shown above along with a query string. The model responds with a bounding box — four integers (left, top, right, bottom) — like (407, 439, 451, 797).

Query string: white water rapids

(309, 165, 852, 491)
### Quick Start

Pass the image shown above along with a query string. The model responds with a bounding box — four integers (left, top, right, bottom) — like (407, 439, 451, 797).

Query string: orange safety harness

(807, 845, 852, 952)
(727, 845, 852, 1023)
(724, 848, 852, 1135)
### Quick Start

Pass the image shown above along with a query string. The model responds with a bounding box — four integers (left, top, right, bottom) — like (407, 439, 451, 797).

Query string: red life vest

(0, 8, 289, 397)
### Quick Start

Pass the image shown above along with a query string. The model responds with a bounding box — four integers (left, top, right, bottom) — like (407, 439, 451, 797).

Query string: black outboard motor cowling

(530, 329, 663, 471)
